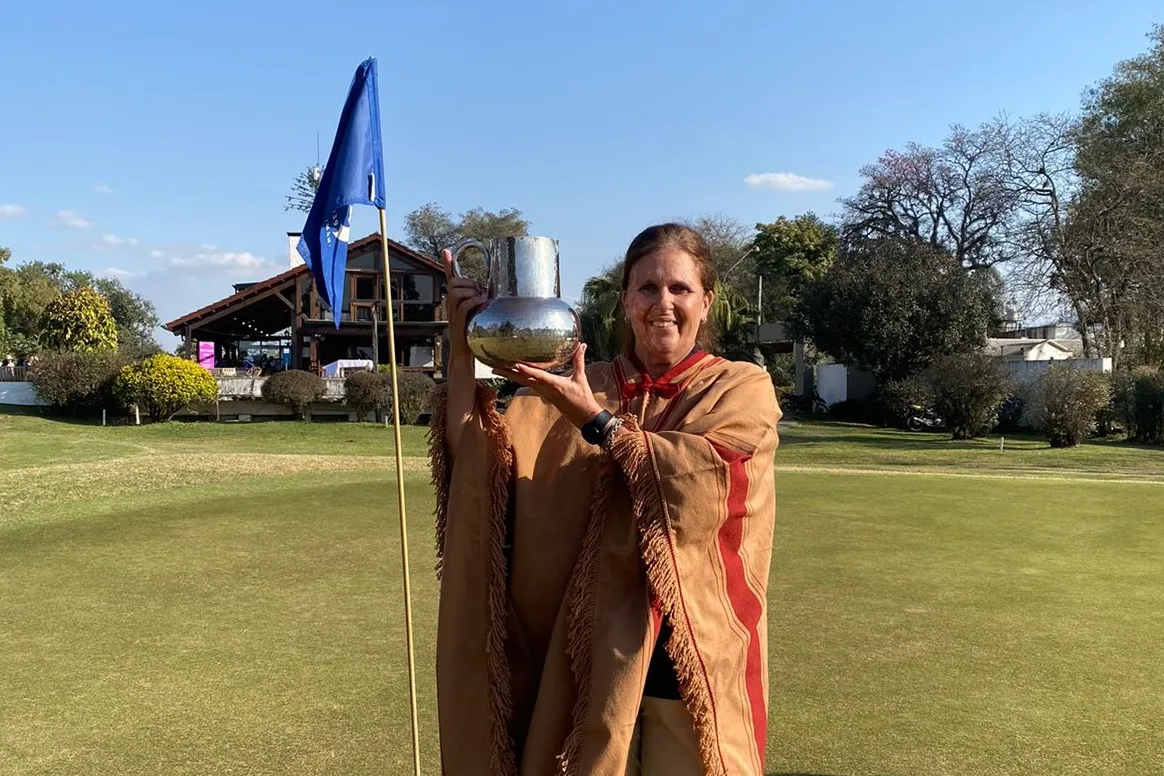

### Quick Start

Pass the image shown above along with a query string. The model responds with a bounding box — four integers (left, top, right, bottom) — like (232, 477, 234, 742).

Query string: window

(354, 275, 379, 300)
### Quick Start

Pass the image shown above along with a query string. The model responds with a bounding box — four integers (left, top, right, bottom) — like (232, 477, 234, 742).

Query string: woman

(430, 223, 781, 776)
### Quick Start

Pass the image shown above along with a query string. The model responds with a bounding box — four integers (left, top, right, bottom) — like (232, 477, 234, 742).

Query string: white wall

(1007, 357, 1111, 384)
(0, 382, 46, 406)
(816, 363, 849, 407)
(1023, 342, 1074, 362)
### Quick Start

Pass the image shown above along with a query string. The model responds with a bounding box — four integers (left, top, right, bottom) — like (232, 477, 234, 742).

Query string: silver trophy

(451, 236, 582, 370)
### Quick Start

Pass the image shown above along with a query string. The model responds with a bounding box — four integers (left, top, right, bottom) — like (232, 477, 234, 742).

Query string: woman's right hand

(443, 248, 487, 367)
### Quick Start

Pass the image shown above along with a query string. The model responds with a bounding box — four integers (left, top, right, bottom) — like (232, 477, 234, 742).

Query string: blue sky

(0, 0, 1160, 345)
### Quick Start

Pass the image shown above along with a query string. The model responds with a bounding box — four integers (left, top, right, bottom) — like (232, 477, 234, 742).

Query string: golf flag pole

(295, 57, 422, 776)
(379, 203, 424, 776)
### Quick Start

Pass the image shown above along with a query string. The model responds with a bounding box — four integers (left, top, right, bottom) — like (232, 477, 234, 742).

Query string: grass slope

(2, 412, 1162, 775)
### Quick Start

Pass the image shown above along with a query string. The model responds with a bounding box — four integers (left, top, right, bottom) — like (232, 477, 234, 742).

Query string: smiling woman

(430, 223, 783, 776)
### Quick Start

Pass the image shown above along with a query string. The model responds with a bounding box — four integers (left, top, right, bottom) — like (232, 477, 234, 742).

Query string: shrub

(39, 286, 119, 353)
(29, 350, 126, 413)
(345, 370, 389, 420)
(1131, 369, 1164, 445)
(1028, 364, 1111, 448)
(115, 353, 218, 422)
(370, 368, 437, 422)
(261, 369, 326, 420)
(828, 398, 880, 424)
(928, 353, 1011, 440)
(878, 374, 931, 429)
(763, 352, 795, 389)
(391, 371, 436, 424)
(996, 395, 1026, 433)
(1110, 369, 1139, 437)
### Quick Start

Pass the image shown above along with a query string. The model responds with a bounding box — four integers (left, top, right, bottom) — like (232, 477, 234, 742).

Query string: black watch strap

(581, 410, 614, 445)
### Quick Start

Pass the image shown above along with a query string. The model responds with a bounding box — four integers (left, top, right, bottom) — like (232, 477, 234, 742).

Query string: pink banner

(198, 341, 215, 368)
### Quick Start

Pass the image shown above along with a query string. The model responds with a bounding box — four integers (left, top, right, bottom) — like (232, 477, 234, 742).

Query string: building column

(794, 340, 808, 395)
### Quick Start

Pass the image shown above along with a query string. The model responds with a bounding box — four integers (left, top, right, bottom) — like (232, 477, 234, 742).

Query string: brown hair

(619, 223, 719, 353)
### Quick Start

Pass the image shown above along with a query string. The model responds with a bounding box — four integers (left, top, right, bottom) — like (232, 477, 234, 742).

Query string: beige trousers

(624, 697, 703, 776)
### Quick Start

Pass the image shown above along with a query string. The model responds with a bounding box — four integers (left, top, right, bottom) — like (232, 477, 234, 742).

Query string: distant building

(164, 232, 447, 375)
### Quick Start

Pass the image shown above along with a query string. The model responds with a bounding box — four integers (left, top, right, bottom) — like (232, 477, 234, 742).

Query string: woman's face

(621, 247, 714, 369)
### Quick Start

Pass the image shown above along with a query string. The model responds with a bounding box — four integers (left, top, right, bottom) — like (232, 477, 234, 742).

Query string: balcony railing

(0, 366, 30, 382)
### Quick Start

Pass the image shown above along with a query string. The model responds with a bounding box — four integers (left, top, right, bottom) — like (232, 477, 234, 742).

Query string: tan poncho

(428, 351, 781, 776)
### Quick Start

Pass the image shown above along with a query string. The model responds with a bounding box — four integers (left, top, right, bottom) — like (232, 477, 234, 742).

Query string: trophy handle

(451, 239, 490, 280)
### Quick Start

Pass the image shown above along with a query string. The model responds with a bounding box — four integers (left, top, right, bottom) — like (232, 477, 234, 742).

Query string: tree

(681, 213, 752, 275)
(0, 246, 10, 350)
(457, 206, 531, 243)
(789, 236, 1000, 382)
(708, 281, 756, 362)
(1, 261, 74, 345)
(403, 203, 459, 258)
(575, 262, 757, 362)
(1070, 24, 1164, 367)
(401, 204, 531, 282)
(749, 213, 838, 323)
(577, 263, 624, 363)
(39, 286, 119, 353)
(0, 246, 159, 357)
(92, 277, 160, 355)
(285, 165, 323, 214)
(840, 123, 1019, 270)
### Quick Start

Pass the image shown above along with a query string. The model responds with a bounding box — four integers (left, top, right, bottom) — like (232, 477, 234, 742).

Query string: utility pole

(757, 275, 763, 327)
(371, 303, 381, 368)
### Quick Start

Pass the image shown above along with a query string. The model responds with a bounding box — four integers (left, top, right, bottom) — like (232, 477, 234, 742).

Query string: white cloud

(169, 250, 274, 273)
(103, 267, 139, 279)
(150, 249, 165, 258)
(745, 172, 834, 192)
(102, 233, 140, 246)
(54, 210, 94, 228)
(0, 204, 27, 218)
(200, 243, 218, 251)
(92, 183, 114, 195)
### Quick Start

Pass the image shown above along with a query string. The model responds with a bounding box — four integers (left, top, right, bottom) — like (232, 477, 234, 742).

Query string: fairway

(2, 412, 1162, 775)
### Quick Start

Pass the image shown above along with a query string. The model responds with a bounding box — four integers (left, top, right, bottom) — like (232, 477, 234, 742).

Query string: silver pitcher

(451, 236, 581, 370)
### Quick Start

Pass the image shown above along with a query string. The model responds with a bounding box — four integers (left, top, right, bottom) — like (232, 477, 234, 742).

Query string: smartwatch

(581, 410, 614, 446)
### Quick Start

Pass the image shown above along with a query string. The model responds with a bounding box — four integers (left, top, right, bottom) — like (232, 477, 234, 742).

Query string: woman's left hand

(492, 343, 605, 428)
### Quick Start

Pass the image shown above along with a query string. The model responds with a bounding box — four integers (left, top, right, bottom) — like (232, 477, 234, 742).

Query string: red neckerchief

(620, 347, 704, 400)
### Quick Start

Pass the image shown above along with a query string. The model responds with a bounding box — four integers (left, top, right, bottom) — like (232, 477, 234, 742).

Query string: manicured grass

(2, 412, 1162, 774)
(776, 420, 1164, 479)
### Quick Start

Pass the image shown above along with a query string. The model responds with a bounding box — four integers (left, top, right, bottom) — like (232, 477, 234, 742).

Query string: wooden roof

(164, 234, 445, 333)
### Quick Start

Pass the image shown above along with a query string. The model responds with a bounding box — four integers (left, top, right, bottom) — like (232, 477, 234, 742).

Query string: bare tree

(840, 123, 1020, 270)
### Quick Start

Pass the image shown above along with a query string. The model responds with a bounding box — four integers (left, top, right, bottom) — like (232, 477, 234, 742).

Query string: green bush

(369, 368, 437, 422)
(261, 369, 326, 420)
(115, 354, 218, 422)
(928, 353, 1011, 440)
(344, 370, 390, 420)
(391, 371, 436, 424)
(996, 395, 1026, 433)
(1131, 369, 1164, 445)
(39, 286, 119, 353)
(1029, 364, 1111, 448)
(28, 350, 126, 413)
(878, 374, 931, 429)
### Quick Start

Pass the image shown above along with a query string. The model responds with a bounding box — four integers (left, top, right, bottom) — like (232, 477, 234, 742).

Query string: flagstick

(378, 207, 423, 776)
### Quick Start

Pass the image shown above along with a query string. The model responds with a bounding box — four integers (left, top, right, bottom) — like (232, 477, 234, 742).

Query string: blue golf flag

(297, 57, 386, 328)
